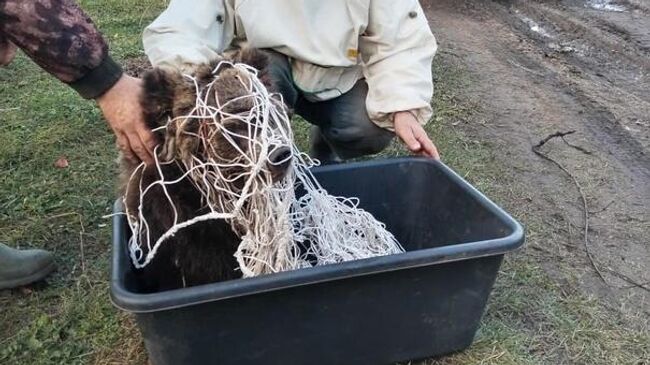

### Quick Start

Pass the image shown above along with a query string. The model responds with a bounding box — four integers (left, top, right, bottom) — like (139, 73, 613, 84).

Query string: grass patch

(0, 1, 648, 364)
(0, 2, 165, 364)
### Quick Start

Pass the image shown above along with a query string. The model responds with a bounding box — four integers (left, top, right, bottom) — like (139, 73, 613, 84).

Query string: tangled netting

(124, 61, 403, 277)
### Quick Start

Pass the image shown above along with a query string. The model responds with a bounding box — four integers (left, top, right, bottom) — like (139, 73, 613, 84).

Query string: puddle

(516, 13, 554, 38)
(549, 43, 578, 53)
(586, 0, 627, 12)
(548, 40, 590, 56)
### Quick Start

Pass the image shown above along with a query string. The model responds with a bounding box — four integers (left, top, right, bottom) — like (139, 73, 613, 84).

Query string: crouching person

(143, 0, 439, 162)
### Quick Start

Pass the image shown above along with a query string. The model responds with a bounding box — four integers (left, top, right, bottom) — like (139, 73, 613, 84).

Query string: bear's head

(138, 48, 293, 187)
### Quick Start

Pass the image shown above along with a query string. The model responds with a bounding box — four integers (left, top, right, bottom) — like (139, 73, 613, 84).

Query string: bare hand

(0, 37, 17, 67)
(97, 74, 157, 165)
(394, 111, 439, 159)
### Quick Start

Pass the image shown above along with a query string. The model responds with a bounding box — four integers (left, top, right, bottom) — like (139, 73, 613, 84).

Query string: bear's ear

(140, 67, 181, 130)
(232, 48, 271, 89)
(231, 48, 269, 73)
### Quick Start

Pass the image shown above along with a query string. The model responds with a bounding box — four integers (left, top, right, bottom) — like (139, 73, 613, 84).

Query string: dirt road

(422, 0, 650, 318)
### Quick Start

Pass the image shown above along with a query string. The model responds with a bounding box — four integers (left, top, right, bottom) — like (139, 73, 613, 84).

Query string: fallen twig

(45, 212, 88, 278)
(622, 281, 650, 290)
(561, 135, 593, 155)
(45, 212, 80, 220)
(534, 132, 649, 293)
(508, 59, 547, 77)
(535, 130, 576, 148)
(533, 131, 608, 284)
(588, 200, 615, 215)
(78, 214, 86, 275)
(606, 267, 650, 292)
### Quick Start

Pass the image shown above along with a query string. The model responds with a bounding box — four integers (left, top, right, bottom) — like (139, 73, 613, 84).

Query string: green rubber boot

(0, 243, 55, 289)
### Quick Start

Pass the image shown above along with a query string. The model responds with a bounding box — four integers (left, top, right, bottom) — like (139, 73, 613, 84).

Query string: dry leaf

(54, 156, 69, 168)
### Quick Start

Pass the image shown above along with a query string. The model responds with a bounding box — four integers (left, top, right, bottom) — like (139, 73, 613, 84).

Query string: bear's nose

(268, 146, 292, 181)
(268, 147, 292, 166)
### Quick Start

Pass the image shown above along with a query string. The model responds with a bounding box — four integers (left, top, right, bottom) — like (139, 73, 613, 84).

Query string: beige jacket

(143, 0, 437, 130)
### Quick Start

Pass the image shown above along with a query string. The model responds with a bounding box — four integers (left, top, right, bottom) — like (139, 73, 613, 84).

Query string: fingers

(398, 120, 440, 160)
(135, 122, 158, 164)
(413, 127, 440, 160)
(111, 121, 155, 165)
(116, 134, 137, 163)
(394, 111, 441, 159)
(98, 74, 157, 165)
(396, 122, 422, 152)
(140, 128, 159, 154)
(126, 130, 154, 166)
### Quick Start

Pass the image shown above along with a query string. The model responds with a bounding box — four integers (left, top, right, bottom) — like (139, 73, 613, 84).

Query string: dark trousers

(265, 50, 393, 160)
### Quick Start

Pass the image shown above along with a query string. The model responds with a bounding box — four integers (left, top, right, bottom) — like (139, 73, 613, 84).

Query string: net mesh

(124, 61, 403, 277)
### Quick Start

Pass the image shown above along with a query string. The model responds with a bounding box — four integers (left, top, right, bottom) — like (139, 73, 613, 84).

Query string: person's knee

(363, 129, 393, 154)
(324, 122, 393, 156)
(355, 128, 393, 154)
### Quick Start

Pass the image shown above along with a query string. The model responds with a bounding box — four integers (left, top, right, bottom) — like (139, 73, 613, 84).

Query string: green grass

(0, 1, 164, 364)
(1, 1, 648, 364)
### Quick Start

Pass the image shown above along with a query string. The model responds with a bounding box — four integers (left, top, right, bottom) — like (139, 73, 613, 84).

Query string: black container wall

(111, 158, 525, 365)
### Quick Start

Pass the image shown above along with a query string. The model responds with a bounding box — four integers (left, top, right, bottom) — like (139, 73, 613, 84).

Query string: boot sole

(0, 261, 56, 290)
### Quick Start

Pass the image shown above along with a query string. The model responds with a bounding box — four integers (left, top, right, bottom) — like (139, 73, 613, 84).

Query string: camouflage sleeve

(0, 0, 123, 99)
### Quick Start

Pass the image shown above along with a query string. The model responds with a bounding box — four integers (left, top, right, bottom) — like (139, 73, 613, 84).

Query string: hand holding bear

(97, 74, 158, 165)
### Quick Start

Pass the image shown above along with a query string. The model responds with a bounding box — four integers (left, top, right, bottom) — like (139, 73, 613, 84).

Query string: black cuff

(69, 55, 123, 99)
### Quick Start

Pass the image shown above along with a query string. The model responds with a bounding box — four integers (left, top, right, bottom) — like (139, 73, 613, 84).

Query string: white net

(124, 61, 403, 278)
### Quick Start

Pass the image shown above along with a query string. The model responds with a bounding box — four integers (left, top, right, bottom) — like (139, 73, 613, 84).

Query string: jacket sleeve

(359, 0, 437, 130)
(143, 0, 233, 69)
(0, 0, 122, 99)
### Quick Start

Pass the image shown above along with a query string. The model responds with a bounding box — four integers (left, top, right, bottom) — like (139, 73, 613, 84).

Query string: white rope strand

(125, 60, 403, 275)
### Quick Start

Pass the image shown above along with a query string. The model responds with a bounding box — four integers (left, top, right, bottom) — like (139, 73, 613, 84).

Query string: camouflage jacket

(0, 0, 122, 99)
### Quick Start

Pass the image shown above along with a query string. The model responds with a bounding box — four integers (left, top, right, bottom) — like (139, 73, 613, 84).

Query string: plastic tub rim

(110, 158, 525, 313)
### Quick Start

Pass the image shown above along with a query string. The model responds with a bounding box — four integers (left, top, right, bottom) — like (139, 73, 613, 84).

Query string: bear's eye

(216, 120, 252, 150)
(221, 120, 249, 134)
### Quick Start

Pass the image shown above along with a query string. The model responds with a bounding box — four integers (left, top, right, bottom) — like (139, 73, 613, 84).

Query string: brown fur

(119, 49, 286, 292)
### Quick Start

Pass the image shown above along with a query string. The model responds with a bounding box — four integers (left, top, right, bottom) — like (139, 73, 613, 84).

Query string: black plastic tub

(111, 158, 524, 365)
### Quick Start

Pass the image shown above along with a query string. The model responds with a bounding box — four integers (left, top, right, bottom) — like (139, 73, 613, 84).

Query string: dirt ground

(422, 0, 649, 319)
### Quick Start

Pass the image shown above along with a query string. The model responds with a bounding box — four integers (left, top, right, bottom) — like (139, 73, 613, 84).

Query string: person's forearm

(0, 0, 122, 98)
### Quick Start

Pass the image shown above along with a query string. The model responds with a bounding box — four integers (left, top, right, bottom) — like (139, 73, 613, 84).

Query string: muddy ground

(422, 0, 649, 319)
